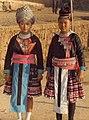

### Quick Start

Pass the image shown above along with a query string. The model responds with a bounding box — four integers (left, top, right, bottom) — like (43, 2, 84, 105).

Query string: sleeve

(46, 38, 54, 72)
(4, 37, 15, 74)
(36, 38, 44, 74)
(75, 35, 86, 71)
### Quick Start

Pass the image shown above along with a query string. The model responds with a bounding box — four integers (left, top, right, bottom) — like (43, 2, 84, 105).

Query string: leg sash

(10, 63, 30, 112)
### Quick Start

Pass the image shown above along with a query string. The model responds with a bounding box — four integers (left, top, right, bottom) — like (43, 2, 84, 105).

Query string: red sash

(12, 54, 35, 64)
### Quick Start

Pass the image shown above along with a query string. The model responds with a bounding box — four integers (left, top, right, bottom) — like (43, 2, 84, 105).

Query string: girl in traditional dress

(4, 6, 44, 120)
(44, 7, 86, 120)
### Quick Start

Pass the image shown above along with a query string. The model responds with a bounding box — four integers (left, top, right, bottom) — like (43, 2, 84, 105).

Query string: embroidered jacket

(4, 34, 44, 74)
(46, 33, 85, 71)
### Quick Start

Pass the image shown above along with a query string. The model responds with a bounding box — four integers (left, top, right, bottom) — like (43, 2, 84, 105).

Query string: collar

(56, 30, 74, 37)
(18, 32, 33, 39)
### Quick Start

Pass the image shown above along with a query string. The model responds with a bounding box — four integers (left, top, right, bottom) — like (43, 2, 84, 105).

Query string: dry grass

(0, 71, 5, 87)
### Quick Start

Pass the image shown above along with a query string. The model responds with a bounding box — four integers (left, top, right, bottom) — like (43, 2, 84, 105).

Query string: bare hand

(46, 71, 50, 80)
(4, 74, 11, 82)
(38, 74, 43, 81)
(78, 70, 85, 81)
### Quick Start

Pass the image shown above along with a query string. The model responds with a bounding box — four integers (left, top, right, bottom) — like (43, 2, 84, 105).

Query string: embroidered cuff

(80, 66, 86, 71)
(4, 69, 10, 74)
(46, 67, 51, 72)
(37, 69, 44, 74)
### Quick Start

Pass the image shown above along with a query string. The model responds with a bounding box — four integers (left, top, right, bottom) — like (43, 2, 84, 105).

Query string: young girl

(4, 6, 44, 120)
(44, 7, 86, 120)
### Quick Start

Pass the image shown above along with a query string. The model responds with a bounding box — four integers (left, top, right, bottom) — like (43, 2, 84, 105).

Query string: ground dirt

(0, 7, 89, 120)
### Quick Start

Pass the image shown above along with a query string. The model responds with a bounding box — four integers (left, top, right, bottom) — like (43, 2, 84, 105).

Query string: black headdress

(59, 2, 72, 21)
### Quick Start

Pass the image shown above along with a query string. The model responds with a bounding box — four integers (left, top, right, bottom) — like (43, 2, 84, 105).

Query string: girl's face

(19, 20, 32, 34)
(58, 17, 71, 34)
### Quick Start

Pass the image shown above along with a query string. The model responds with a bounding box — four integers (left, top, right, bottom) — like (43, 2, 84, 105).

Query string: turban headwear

(16, 6, 35, 24)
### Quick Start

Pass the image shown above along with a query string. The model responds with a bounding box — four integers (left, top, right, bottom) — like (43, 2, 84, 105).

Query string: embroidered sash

(52, 57, 79, 70)
(12, 54, 35, 64)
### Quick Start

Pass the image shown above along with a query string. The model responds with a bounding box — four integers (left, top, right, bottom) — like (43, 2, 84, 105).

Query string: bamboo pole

(70, 0, 73, 30)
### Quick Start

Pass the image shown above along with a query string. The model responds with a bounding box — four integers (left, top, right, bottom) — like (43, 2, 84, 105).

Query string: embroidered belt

(52, 57, 79, 70)
(12, 54, 35, 64)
